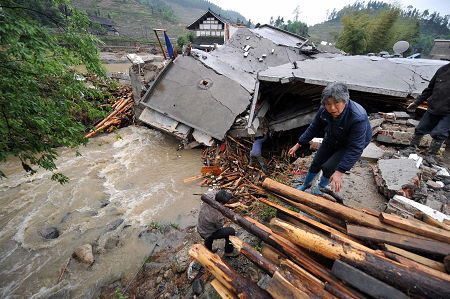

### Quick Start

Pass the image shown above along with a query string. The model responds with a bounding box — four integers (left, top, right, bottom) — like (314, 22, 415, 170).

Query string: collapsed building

(132, 26, 447, 146)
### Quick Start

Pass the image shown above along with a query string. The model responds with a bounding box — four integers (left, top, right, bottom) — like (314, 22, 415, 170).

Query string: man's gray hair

(321, 82, 350, 104)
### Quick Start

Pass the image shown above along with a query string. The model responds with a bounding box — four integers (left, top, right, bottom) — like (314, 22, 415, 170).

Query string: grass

(149, 221, 164, 233)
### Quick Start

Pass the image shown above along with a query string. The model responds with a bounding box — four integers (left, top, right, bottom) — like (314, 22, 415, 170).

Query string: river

(0, 126, 203, 298)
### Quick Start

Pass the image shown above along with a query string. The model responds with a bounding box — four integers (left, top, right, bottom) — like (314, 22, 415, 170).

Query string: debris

(408, 153, 423, 168)
(377, 158, 420, 197)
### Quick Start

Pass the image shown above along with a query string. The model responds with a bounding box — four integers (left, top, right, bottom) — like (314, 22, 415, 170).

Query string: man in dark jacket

(288, 82, 372, 194)
(197, 190, 236, 255)
(407, 63, 450, 157)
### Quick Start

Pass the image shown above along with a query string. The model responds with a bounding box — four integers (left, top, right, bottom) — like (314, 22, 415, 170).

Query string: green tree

(366, 8, 400, 53)
(336, 15, 369, 55)
(0, 0, 107, 183)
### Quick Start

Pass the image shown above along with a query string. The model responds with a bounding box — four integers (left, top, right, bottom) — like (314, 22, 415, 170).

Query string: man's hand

(330, 171, 344, 192)
(288, 143, 301, 157)
(407, 102, 418, 113)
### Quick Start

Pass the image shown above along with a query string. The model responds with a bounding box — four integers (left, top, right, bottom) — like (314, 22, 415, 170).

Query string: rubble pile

(369, 112, 450, 214)
(184, 135, 293, 202)
(189, 179, 450, 298)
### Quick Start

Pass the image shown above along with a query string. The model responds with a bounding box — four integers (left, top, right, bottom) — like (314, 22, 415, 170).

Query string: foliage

(0, 0, 107, 183)
(135, 0, 176, 21)
(366, 8, 400, 53)
(149, 221, 164, 233)
(114, 287, 128, 299)
(269, 16, 308, 37)
(336, 14, 369, 55)
(327, 1, 449, 55)
(168, 0, 247, 24)
(176, 32, 194, 48)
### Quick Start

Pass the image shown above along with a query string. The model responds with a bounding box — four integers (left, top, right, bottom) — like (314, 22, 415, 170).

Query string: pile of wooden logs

(85, 85, 134, 138)
(189, 178, 450, 298)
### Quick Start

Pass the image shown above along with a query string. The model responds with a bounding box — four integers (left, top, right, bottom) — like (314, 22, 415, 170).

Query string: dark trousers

(204, 227, 235, 253)
(309, 142, 346, 178)
(415, 111, 450, 141)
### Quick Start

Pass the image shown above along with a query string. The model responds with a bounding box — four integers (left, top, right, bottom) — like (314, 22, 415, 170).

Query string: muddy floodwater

(0, 126, 203, 298)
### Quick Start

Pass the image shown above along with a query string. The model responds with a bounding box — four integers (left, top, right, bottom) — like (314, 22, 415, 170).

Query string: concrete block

(393, 111, 411, 119)
(361, 142, 386, 161)
(407, 119, 420, 127)
(378, 158, 419, 196)
(426, 180, 444, 190)
(370, 118, 384, 129)
(388, 195, 450, 222)
(377, 130, 432, 146)
(425, 197, 444, 211)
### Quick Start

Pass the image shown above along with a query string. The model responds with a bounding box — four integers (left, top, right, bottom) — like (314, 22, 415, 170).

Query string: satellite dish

(393, 41, 410, 55)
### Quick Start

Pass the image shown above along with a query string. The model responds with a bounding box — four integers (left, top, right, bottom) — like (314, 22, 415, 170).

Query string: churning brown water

(0, 126, 203, 298)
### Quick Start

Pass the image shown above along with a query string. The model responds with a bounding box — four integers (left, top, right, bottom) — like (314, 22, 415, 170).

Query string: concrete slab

(378, 158, 419, 193)
(377, 130, 432, 146)
(258, 56, 447, 97)
(361, 143, 386, 161)
(141, 55, 251, 140)
(386, 195, 450, 221)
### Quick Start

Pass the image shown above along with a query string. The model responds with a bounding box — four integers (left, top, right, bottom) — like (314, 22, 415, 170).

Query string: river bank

(0, 126, 203, 298)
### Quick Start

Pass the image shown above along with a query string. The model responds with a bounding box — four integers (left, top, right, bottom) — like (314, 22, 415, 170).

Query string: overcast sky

(208, 0, 450, 26)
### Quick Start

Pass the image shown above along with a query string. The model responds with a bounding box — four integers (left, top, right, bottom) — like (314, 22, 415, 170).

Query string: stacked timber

(85, 85, 134, 138)
(189, 178, 450, 298)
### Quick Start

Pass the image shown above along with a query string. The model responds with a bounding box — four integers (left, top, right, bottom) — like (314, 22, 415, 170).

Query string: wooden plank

(383, 244, 446, 272)
(183, 174, 203, 183)
(262, 178, 432, 240)
(332, 260, 409, 299)
(268, 191, 347, 232)
(383, 251, 450, 282)
(347, 224, 450, 257)
(259, 198, 374, 253)
(380, 212, 450, 243)
(267, 271, 310, 299)
(210, 279, 237, 299)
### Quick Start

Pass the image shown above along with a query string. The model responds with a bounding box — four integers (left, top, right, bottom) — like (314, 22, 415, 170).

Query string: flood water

(0, 126, 203, 298)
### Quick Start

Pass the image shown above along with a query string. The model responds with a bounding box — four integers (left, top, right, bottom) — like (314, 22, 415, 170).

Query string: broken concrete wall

(140, 55, 251, 140)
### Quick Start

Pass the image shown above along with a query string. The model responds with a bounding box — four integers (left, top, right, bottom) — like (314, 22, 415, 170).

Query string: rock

(100, 200, 110, 208)
(426, 180, 444, 190)
(156, 276, 163, 284)
(163, 269, 172, 279)
(192, 278, 204, 296)
(106, 219, 124, 231)
(73, 244, 94, 265)
(144, 262, 165, 273)
(186, 261, 202, 281)
(39, 227, 60, 239)
(370, 118, 384, 129)
(425, 197, 444, 211)
(361, 143, 386, 161)
(104, 236, 120, 250)
(172, 245, 190, 273)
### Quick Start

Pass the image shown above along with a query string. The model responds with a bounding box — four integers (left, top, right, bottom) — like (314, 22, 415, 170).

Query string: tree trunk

(200, 194, 361, 299)
(271, 218, 450, 298)
(262, 178, 431, 239)
(189, 244, 271, 298)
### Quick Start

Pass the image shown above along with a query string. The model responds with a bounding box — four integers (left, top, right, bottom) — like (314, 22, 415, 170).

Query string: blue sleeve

(336, 120, 370, 173)
(298, 108, 325, 145)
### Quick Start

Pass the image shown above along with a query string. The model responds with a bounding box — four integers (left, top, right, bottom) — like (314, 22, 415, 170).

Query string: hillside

(71, 0, 247, 43)
(308, 19, 342, 43)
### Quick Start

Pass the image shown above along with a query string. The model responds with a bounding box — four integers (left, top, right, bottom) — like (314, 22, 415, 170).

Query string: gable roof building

(186, 9, 243, 50)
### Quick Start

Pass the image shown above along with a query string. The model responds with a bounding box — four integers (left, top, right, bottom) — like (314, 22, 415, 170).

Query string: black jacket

(414, 63, 450, 115)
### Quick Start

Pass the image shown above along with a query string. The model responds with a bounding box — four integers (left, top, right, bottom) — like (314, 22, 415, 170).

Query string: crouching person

(197, 190, 237, 256)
